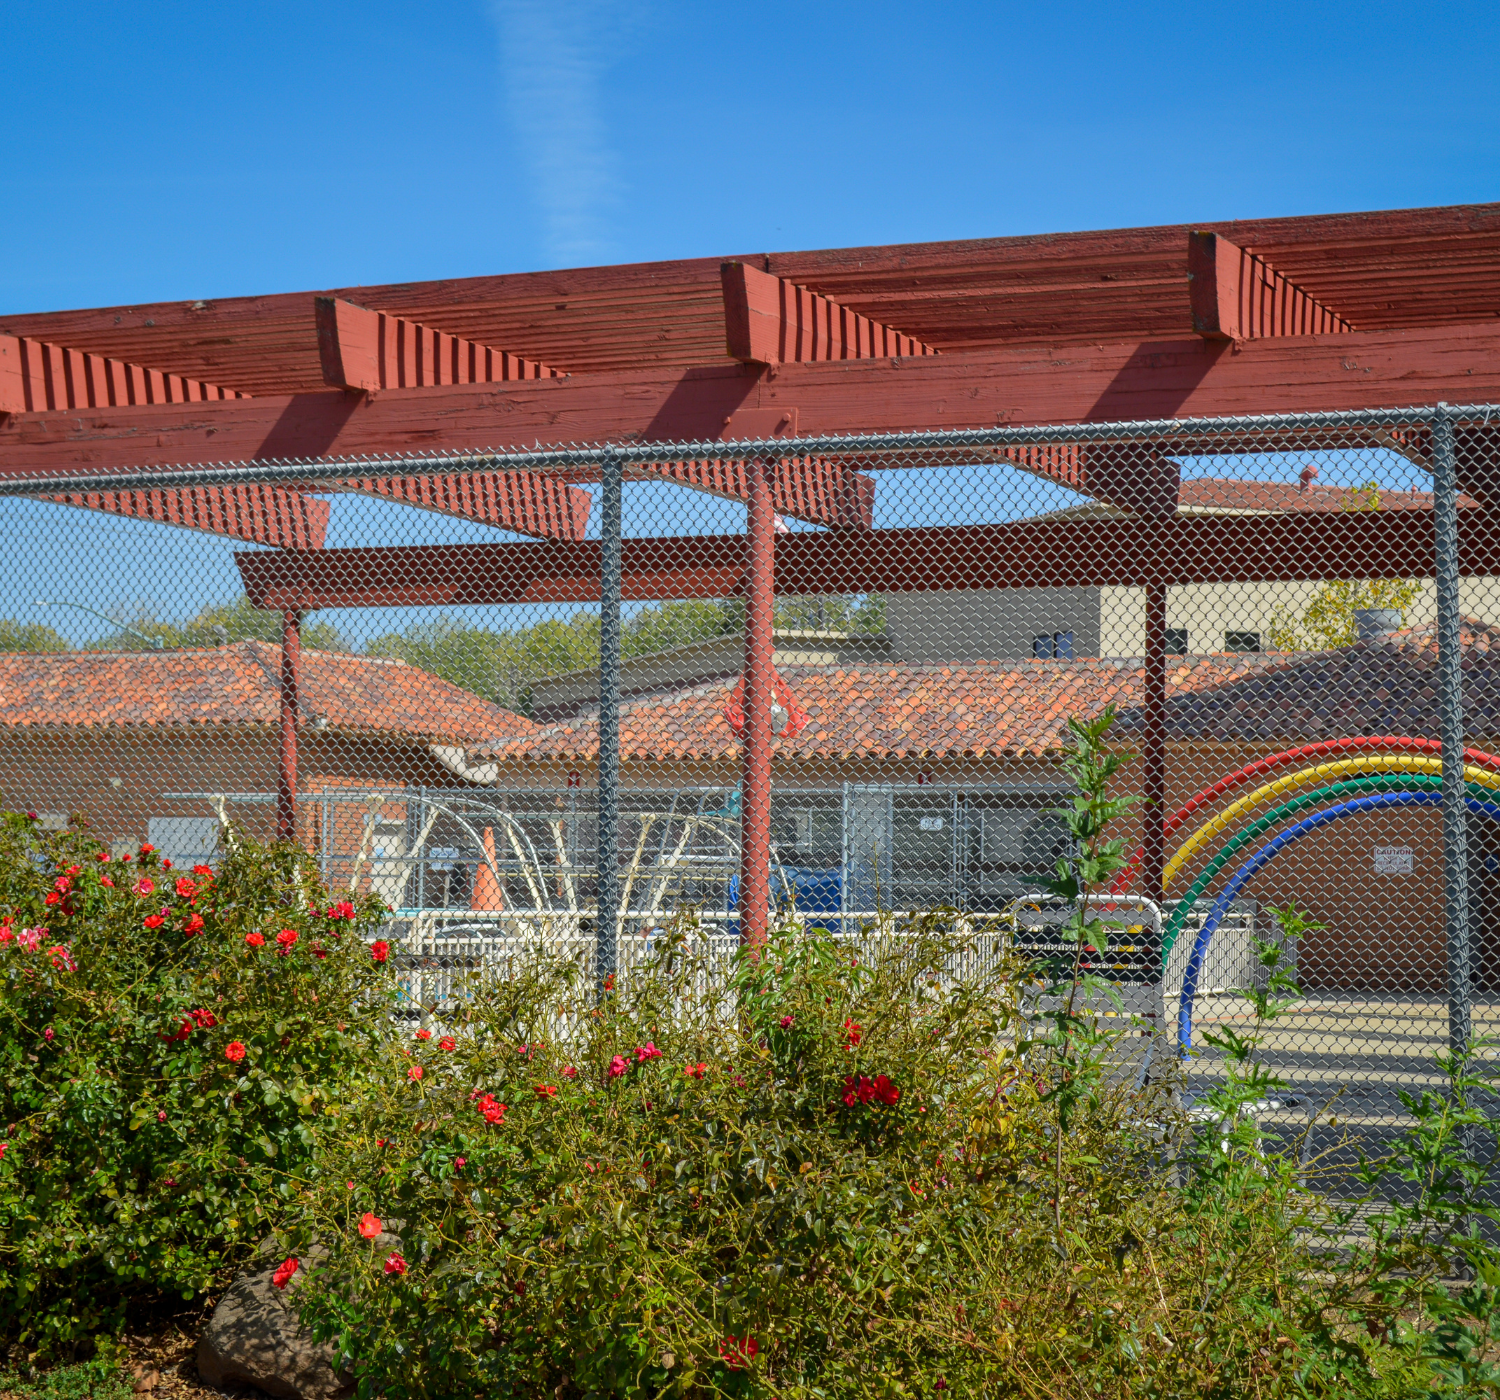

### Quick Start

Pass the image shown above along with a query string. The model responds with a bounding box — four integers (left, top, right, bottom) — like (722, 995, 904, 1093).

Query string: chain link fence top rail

(3, 402, 1499, 1175)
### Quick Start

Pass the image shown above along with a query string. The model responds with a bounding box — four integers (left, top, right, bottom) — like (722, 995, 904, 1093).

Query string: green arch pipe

(1159, 772, 1496, 968)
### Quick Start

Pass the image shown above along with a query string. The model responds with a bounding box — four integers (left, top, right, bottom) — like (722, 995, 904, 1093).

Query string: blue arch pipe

(1177, 790, 1500, 1051)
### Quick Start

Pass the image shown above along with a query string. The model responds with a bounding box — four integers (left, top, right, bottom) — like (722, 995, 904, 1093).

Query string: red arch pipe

(1112, 736, 1500, 893)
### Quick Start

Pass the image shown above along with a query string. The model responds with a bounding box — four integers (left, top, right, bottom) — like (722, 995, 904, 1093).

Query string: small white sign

(918, 816, 945, 832)
(1373, 846, 1414, 875)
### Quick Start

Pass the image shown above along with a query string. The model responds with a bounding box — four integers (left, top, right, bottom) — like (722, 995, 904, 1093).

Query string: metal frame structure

(3, 203, 1498, 1041)
(1, 402, 1487, 1045)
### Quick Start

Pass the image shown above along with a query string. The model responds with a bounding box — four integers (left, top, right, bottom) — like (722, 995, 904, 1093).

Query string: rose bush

(0, 813, 390, 1350)
(277, 915, 1192, 1397)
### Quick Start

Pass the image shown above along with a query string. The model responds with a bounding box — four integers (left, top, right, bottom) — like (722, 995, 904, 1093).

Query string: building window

(1224, 630, 1261, 653)
(1033, 630, 1074, 659)
(1164, 628, 1188, 655)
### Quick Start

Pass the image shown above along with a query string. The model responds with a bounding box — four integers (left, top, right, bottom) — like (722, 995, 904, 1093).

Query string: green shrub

(0, 1358, 130, 1400)
(0, 814, 390, 1349)
(267, 711, 1500, 1399)
(9, 712, 1500, 1395)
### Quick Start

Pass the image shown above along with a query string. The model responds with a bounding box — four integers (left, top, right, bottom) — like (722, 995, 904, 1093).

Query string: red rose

(44, 893, 60, 906)
(53, 877, 71, 893)
(100, 877, 114, 888)
(182, 913, 205, 936)
(634, 1043, 663, 1063)
(683, 1062, 707, 1079)
(358, 1212, 382, 1239)
(275, 928, 298, 954)
(370, 940, 390, 963)
(561, 1065, 577, 1079)
(175, 877, 197, 900)
(224, 1041, 247, 1062)
(143, 914, 166, 930)
(843, 1019, 862, 1047)
(407, 1066, 423, 1081)
(245, 932, 265, 948)
(133, 877, 155, 897)
(139, 844, 155, 854)
(384, 1251, 407, 1276)
(191, 1008, 217, 1029)
(872, 1074, 900, 1106)
(534, 1084, 558, 1098)
(272, 1257, 298, 1290)
(192, 864, 214, 876)
(719, 1336, 759, 1370)
(438, 1037, 456, 1052)
(414, 1029, 431, 1042)
(608, 1055, 628, 1078)
(476, 1093, 506, 1125)
(779, 1014, 794, 1028)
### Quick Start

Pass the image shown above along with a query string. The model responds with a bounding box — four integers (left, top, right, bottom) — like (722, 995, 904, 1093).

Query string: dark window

(1165, 628, 1188, 655)
(1033, 631, 1075, 659)
(1225, 630, 1261, 653)
(1033, 634, 1052, 658)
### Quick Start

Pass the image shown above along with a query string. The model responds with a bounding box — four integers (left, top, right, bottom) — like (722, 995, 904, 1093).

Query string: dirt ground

(2, 1298, 263, 1400)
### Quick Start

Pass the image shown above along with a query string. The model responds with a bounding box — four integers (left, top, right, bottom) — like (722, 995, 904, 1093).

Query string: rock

(195, 1243, 352, 1400)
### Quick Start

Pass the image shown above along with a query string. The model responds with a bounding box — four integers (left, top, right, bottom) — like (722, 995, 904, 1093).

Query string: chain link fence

(3, 402, 1497, 1172)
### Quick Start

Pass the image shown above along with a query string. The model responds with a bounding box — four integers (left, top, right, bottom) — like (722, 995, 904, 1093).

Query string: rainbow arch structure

(1107, 738, 1500, 1052)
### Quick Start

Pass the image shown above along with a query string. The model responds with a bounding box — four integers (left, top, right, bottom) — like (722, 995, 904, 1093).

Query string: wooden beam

(7, 320, 1500, 486)
(639, 458, 874, 531)
(315, 297, 562, 392)
(337, 471, 592, 541)
(721, 262, 937, 366)
(0, 333, 332, 549)
(235, 506, 1479, 612)
(0, 332, 248, 415)
(1189, 232, 1355, 341)
(49, 484, 329, 549)
(993, 442, 1180, 517)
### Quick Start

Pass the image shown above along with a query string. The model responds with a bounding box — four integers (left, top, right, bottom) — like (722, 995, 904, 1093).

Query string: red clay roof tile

(0, 641, 534, 747)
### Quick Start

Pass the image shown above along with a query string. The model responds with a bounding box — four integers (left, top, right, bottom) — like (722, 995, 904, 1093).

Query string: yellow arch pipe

(1164, 755, 1500, 888)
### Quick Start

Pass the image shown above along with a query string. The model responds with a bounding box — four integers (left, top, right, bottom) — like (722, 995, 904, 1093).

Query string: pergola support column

(276, 608, 302, 842)
(740, 455, 776, 946)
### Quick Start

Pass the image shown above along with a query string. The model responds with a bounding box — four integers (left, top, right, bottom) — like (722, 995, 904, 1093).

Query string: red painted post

(277, 608, 301, 842)
(1141, 584, 1168, 901)
(740, 456, 775, 946)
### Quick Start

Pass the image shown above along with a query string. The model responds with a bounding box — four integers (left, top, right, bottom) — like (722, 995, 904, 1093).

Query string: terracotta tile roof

(470, 657, 1278, 764)
(1176, 478, 1479, 514)
(0, 641, 535, 747)
(1115, 619, 1500, 743)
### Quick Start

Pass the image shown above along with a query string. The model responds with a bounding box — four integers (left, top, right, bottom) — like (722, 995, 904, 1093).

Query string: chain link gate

(2, 402, 1496, 1187)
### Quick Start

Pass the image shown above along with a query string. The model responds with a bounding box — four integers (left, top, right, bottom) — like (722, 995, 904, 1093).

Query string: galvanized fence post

(597, 445, 623, 988)
(1433, 404, 1470, 1057)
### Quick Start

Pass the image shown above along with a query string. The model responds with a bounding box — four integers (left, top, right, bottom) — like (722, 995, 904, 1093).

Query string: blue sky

(2, 0, 1494, 645)
(4, 0, 1497, 310)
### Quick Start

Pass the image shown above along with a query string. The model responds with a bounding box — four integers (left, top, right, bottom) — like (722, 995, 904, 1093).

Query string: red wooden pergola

(5, 203, 1500, 941)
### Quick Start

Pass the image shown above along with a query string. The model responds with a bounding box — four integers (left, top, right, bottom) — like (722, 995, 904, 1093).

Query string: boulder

(196, 1242, 352, 1400)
